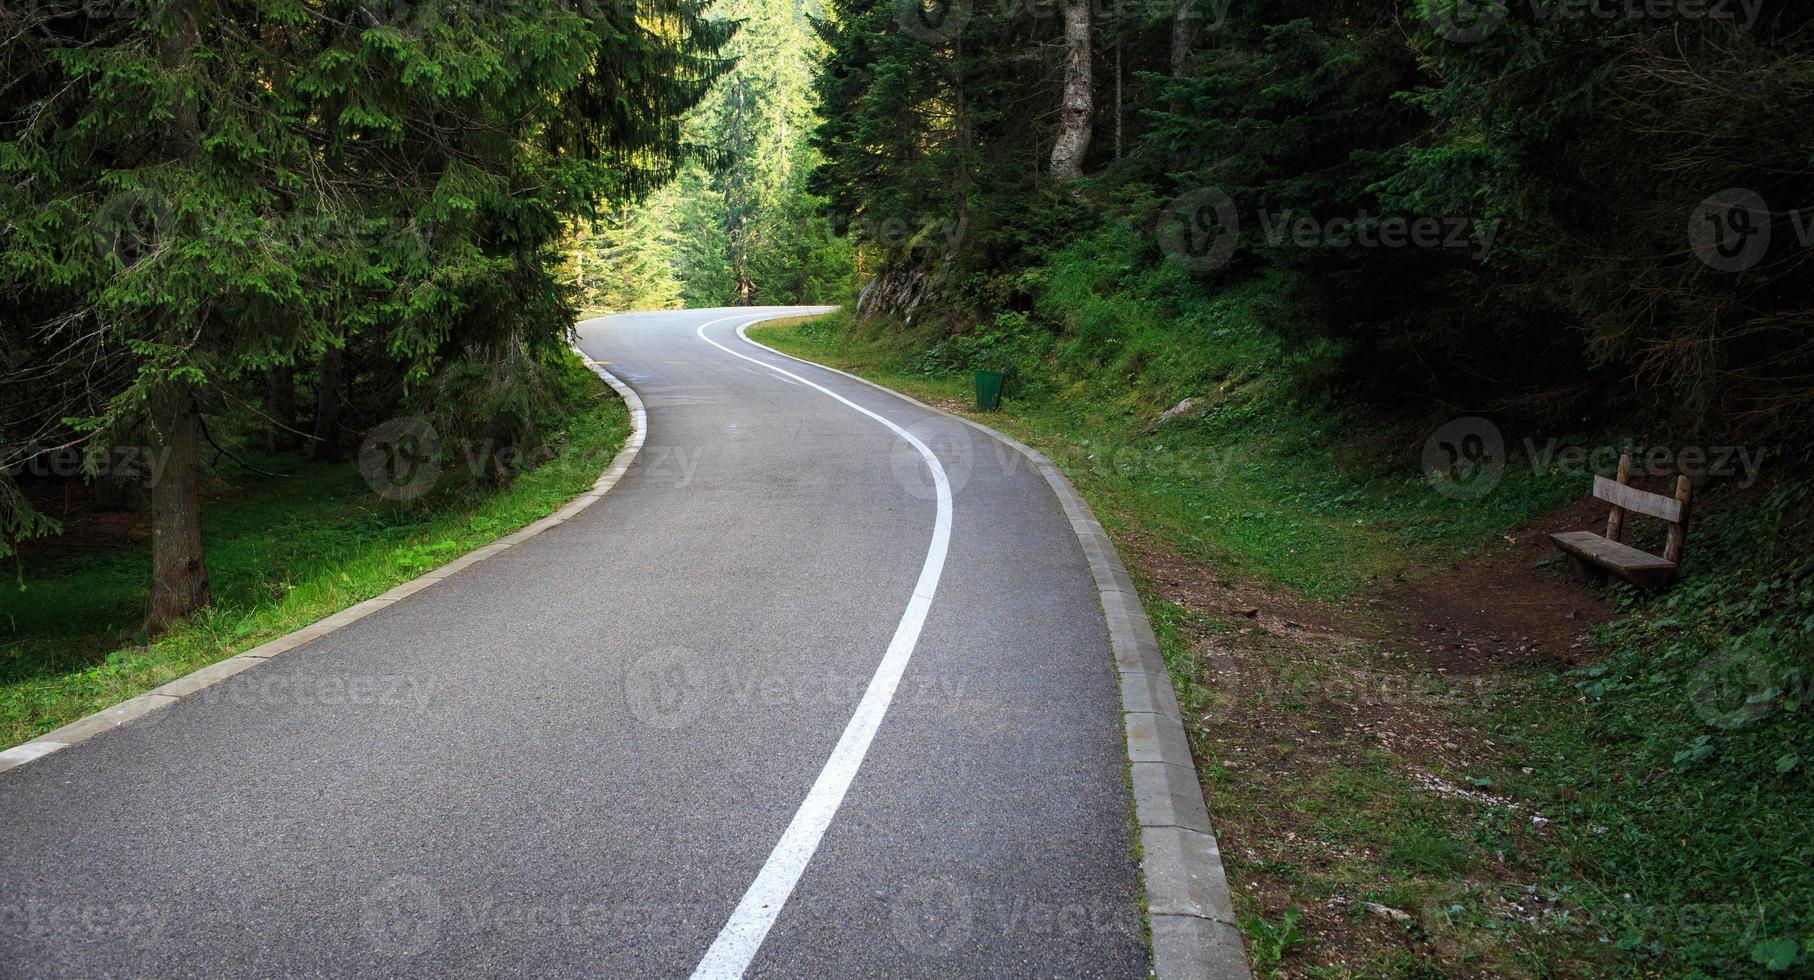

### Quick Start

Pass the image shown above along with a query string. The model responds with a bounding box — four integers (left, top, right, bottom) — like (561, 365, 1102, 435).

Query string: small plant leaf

(1673, 739, 1717, 765)
(1750, 938, 1799, 972)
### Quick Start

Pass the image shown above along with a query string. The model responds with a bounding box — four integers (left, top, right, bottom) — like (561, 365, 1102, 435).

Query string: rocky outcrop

(855, 264, 934, 323)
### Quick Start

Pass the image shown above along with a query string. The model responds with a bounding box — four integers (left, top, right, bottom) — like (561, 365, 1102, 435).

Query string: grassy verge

(751, 308, 1577, 598)
(750, 308, 1811, 976)
(0, 354, 631, 748)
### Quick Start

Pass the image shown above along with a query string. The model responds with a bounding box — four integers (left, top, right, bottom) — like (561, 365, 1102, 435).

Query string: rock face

(1139, 397, 1205, 434)
(1157, 397, 1202, 424)
(855, 264, 932, 323)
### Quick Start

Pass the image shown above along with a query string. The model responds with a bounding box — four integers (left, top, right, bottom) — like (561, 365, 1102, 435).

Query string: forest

(10, 0, 1808, 612)
(2, 0, 732, 627)
(4, 0, 1812, 973)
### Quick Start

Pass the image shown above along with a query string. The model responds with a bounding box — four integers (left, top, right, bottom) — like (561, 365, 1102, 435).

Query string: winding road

(0, 307, 1155, 976)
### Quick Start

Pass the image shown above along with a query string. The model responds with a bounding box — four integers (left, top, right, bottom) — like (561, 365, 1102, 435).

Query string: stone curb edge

(734, 316, 1251, 979)
(0, 327, 649, 776)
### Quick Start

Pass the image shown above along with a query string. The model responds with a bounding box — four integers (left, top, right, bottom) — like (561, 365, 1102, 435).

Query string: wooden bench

(1550, 452, 1692, 589)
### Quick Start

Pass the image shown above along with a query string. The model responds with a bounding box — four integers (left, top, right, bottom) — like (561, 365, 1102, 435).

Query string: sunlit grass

(749, 309, 1576, 599)
(0, 356, 631, 747)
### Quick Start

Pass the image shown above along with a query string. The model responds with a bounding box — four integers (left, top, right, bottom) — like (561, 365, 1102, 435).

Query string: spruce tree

(0, 0, 732, 628)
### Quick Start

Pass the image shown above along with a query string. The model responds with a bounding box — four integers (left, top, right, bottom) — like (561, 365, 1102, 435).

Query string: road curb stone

(1153, 915, 1249, 977)
(1131, 761, 1216, 834)
(1142, 825, 1239, 922)
(1120, 669, 1183, 720)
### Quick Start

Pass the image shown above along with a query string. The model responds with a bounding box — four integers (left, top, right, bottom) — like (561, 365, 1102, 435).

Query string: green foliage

(1511, 479, 1814, 971)
(1394, 4, 1814, 429)
(567, 0, 858, 307)
(810, 0, 1814, 442)
(0, 482, 59, 564)
(810, 0, 1094, 316)
(562, 204, 686, 313)
(1, 0, 731, 615)
(1242, 907, 1307, 968)
(1752, 938, 1800, 973)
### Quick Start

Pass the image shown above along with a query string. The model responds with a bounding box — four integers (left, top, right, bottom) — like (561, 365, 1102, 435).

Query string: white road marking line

(689, 312, 954, 979)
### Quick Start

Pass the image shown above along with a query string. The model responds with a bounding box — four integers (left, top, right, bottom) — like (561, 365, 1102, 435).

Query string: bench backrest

(1597, 452, 1693, 563)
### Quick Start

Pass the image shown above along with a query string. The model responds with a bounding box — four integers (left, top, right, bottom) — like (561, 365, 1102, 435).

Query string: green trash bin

(974, 370, 1005, 410)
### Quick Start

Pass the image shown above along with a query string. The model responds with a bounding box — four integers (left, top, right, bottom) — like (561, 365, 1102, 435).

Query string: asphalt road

(0, 307, 1147, 977)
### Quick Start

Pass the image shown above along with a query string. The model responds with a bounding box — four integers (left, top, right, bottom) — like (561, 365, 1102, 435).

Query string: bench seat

(1550, 530, 1677, 589)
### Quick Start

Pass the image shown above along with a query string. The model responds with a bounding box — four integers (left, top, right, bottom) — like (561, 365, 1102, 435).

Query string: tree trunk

(311, 346, 343, 461)
(1050, 0, 1093, 182)
(1169, 0, 1198, 80)
(1114, 38, 1123, 160)
(266, 364, 295, 452)
(144, 0, 209, 634)
(146, 381, 210, 633)
(955, 35, 972, 240)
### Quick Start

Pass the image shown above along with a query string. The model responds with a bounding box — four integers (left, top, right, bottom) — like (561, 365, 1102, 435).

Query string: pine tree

(0, 0, 733, 627)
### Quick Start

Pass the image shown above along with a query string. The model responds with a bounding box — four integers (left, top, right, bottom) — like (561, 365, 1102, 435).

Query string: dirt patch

(1384, 495, 1617, 672)
(1384, 472, 1770, 674)
(1153, 595, 1535, 975)
(1125, 521, 1575, 774)
(1120, 498, 1629, 975)
(1127, 532, 1385, 640)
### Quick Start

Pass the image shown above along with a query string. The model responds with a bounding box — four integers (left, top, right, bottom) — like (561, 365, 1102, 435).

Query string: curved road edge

(0, 333, 648, 777)
(735, 317, 1253, 980)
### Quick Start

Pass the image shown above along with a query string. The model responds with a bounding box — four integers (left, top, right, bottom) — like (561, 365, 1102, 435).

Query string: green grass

(751, 306, 1575, 601)
(1474, 482, 1814, 974)
(0, 354, 631, 747)
(1168, 480, 1814, 977)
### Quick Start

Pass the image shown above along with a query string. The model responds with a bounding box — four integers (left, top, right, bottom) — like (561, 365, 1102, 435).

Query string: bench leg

(1565, 554, 1609, 586)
